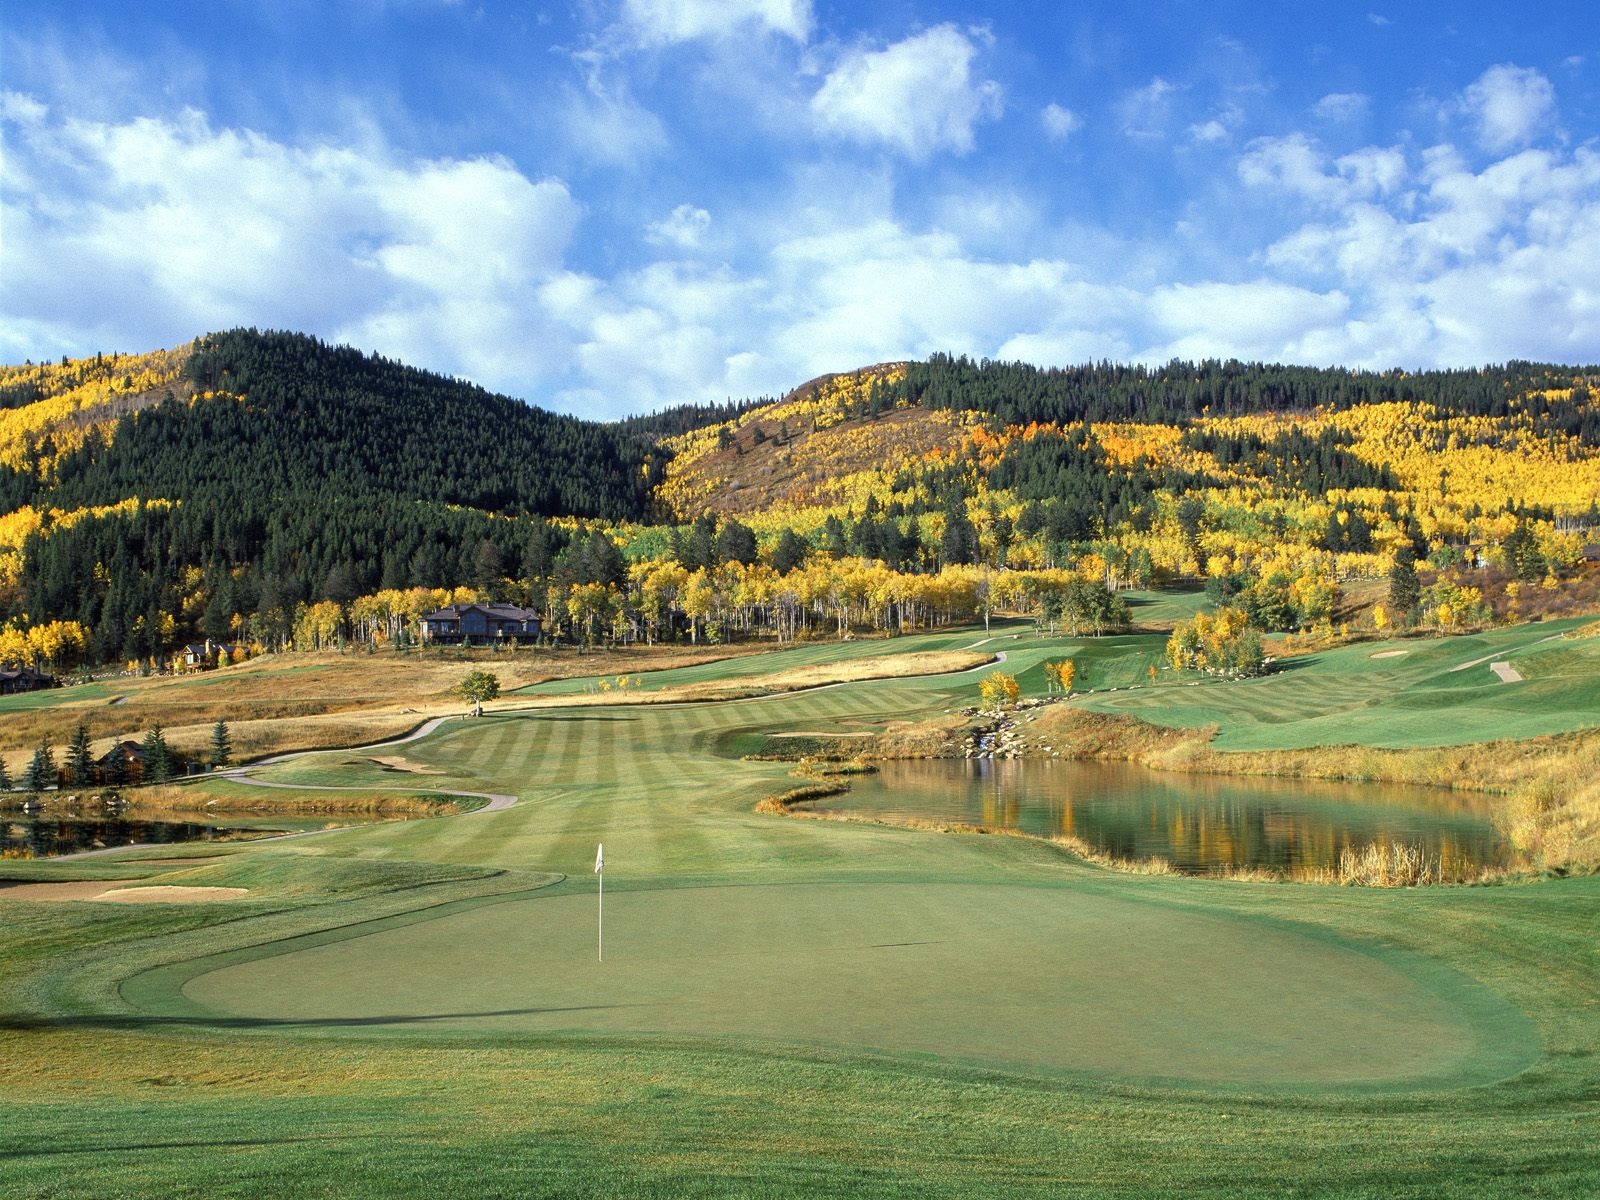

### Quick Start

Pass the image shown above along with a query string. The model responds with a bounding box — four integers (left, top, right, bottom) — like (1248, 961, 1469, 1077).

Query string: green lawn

(2, 620, 1598, 1196)
(1077, 618, 1600, 748)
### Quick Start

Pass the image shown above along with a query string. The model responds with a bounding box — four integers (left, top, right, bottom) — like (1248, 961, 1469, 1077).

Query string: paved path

(52, 718, 515, 860)
(1447, 633, 1561, 674)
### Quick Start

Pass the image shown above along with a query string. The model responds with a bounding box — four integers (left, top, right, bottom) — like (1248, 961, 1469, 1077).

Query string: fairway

(7, 622, 1599, 1198)
(153, 879, 1534, 1089)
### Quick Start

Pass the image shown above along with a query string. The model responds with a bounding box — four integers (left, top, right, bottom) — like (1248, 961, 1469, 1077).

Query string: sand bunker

(356, 756, 444, 774)
(1370, 650, 1409, 659)
(96, 886, 250, 903)
(0, 881, 249, 903)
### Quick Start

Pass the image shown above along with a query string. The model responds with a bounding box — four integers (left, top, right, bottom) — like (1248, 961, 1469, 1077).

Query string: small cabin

(1582, 543, 1600, 564)
(95, 741, 147, 784)
(420, 603, 542, 645)
(0, 666, 55, 695)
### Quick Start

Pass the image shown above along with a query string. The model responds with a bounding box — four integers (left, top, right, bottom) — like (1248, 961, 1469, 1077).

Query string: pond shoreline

(756, 704, 1600, 883)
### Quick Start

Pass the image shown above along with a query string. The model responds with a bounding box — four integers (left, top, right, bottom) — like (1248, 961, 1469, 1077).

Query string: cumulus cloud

(1241, 116, 1600, 366)
(620, 0, 812, 45)
(647, 203, 712, 247)
(1143, 281, 1351, 362)
(1042, 102, 1081, 141)
(0, 95, 586, 396)
(1314, 92, 1370, 122)
(811, 25, 1002, 159)
(1461, 64, 1557, 153)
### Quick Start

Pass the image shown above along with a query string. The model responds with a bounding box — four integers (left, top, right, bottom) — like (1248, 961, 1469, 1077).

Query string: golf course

(3, 620, 1599, 1197)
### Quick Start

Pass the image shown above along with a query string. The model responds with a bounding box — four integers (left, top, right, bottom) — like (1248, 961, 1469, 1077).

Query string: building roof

(422, 603, 542, 622)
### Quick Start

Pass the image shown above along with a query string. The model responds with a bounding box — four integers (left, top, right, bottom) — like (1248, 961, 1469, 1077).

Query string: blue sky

(3, 2, 1597, 417)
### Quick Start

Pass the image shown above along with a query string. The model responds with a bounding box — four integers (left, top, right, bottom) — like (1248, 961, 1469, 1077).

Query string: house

(420, 603, 543, 645)
(95, 741, 147, 784)
(1582, 543, 1600, 564)
(180, 640, 241, 670)
(0, 666, 55, 694)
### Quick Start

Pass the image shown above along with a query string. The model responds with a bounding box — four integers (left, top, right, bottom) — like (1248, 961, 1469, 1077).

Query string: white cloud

(1042, 103, 1081, 141)
(620, 0, 812, 46)
(811, 25, 1002, 159)
(1189, 119, 1230, 144)
(1143, 281, 1351, 362)
(1120, 77, 1176, 140)
(0, 97, 586, 399)
(647, 203, 712, 247)
(558, 73, 670, 167)
(1461, 64, 1556, 154)
(1242, 115, 1600, 366)
(1314, 92, 1370, 122)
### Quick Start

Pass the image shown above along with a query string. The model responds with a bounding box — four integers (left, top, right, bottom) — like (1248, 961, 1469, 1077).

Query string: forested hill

(889, 354, 1600, 439)
(3, 330, 1598, 666)
(1, 329, 682, 661)
(50, 330, 664, 518)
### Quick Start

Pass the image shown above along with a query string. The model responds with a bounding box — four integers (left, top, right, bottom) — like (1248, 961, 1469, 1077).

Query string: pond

(828, 759, 1512, 875)
(1, 817, 282, 859)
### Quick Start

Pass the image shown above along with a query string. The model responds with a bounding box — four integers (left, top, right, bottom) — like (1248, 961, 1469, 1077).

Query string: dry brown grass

(507, 650, 993, 711)
(13, 782, 469, 818)
(0, 643, 770, 755)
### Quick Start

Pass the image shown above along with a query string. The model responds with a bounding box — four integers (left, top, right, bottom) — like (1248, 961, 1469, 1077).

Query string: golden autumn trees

(1166, 606, 1266, 677)
(978, 670, 1020, 711)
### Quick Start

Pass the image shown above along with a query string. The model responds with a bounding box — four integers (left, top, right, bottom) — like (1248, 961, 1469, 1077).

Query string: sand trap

(96, 886, 250, 903)
(1490, 661, 1523, 684)
(0, 880, 123, 902)
(0, 881, 249, 903)
(356, 756, 444, 774)
(1370, 650, 1409, 659)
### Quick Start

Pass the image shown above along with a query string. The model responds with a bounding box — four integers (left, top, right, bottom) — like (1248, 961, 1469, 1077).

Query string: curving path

(217, 714, 518, 818)
(53, 717, 516, 859)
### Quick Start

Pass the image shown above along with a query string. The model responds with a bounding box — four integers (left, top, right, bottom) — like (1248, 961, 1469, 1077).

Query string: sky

(3, 1, 1598, 418)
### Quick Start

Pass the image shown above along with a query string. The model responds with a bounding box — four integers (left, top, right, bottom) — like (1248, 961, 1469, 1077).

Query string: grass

(1, 618, 1599, 1195)
(1073, 617, 1600, 749)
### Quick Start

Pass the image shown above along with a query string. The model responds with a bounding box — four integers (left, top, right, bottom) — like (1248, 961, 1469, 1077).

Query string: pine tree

(22, 737, 56, 793)
(210, 719, 233, 770)
(141, 725, 174, 784)
(0, 753, 11, 793)
(1388, 546, 1421, 619)
(65, 723, 94, 787)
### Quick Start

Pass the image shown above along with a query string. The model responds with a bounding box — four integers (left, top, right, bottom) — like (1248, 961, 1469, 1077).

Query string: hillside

(1, 333, 1598, 670)
(0, 330, 688, 662)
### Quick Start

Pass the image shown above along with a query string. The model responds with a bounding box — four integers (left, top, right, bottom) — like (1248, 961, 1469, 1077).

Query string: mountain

(1, 329, 1597, 666)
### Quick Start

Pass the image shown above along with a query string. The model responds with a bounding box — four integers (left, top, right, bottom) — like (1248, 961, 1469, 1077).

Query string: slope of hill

(1, 332, 1597, 669)
(1, 330, 674, 662)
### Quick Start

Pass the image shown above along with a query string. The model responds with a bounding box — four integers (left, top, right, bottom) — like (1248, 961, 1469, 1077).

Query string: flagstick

(597, 866, 603, 963)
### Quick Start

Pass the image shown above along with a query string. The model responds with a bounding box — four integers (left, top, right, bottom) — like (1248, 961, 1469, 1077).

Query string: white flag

(595, 843, 604, 873)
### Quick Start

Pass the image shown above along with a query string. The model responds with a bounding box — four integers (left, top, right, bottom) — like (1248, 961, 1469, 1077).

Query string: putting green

(150, 880, 1535, 1090)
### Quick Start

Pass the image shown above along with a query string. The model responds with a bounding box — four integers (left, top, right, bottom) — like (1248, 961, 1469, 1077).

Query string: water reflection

(834, 759, 1510, 874)
(1, 818, 269, 859)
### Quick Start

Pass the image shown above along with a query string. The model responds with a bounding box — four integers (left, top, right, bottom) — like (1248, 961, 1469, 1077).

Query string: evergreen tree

(141, 725, 175, 785)
(0, 753, 11, 793)
(65, 723, 94, 787)
(940, 505, 978, 567)
(820, 515, 848, 558)
(1389, 546, 1422, 619)
(210, 719, 233, 770)
(104, 743, 128, 787)
(22, 737, 56, 793)
(715, 518, 758, 567)
(771, 528, 809, 575)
